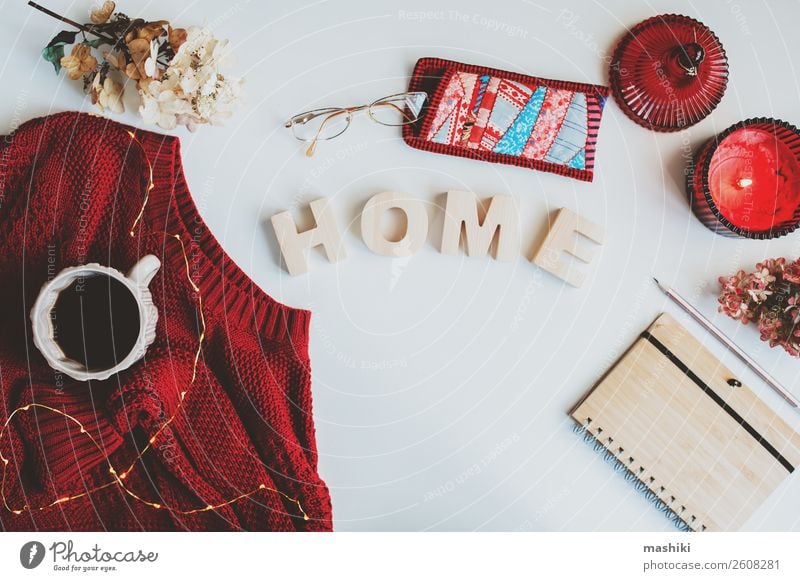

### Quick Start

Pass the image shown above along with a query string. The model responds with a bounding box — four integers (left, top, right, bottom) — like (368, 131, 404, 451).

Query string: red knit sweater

(0, 112, 332, 531)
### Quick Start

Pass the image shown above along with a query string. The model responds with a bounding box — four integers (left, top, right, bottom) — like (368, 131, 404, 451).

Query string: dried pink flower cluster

(718, 257, 800, 357)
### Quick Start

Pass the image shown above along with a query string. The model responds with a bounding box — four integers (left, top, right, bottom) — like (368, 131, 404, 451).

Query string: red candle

(689, 119, 800, 238)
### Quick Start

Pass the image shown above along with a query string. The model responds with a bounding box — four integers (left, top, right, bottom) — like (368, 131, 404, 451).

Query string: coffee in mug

(31, 256, 161, 381)
(52, 274, 141, 371)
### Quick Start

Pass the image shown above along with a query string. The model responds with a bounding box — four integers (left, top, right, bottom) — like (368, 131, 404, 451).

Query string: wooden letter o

(361, 192, 429, 257)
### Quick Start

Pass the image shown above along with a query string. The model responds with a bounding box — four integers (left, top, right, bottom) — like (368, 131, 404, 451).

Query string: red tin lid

(610, 14, 728, 132)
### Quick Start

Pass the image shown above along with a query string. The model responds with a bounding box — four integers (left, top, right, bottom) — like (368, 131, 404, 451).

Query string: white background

(2, 0, 800, 531)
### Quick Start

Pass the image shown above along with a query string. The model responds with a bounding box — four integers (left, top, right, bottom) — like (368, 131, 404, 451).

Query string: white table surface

(2, 0, 800, 531)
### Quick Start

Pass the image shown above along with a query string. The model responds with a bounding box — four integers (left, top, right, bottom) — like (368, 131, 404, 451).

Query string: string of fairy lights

(0, 129, 309, 523)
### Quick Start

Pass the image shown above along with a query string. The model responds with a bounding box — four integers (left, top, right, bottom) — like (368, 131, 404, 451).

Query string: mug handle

(127, 254, 162, 289)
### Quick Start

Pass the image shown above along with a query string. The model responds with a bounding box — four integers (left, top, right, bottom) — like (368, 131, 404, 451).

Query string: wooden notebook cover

(570, 313, 800, 531)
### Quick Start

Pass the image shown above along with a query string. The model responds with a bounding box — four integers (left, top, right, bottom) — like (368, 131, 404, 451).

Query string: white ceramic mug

(30, 255, 161, 381)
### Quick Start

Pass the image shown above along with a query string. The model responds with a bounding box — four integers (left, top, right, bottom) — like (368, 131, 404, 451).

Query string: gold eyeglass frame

(285, 91, 428, 157)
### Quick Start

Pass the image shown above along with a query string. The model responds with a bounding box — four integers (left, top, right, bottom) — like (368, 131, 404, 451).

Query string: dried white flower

(139, 77, 192, 130)
(91, 74, 125, 114)
(137, 26, 242, 131)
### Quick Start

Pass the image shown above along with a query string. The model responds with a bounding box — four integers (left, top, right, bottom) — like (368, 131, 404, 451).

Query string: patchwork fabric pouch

(403, 57, 609, 182)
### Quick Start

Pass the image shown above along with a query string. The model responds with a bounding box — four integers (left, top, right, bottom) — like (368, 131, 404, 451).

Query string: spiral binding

(573, 421, 702, 532)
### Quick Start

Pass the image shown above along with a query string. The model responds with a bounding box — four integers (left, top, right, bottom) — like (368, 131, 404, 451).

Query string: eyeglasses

(285, 91, 427, 157)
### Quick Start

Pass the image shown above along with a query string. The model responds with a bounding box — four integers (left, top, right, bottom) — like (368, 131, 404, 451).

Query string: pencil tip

(652, 277, 660, 285)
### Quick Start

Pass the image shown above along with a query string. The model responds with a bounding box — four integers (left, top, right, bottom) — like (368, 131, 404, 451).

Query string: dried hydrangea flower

(102, 50, 124, 70)
(125, 38, 158, 80)
(137, 26, 242, 131)
(138, 76, 193, 130)
(38, 4, 241, 130)
(91, 74, 124, 114)
(138, 20, 169, 42)
(60, 44, 97, 80)
(168, 26, 187, 52)
(89, 1, 115, 25)
(719, 257, 800, 357)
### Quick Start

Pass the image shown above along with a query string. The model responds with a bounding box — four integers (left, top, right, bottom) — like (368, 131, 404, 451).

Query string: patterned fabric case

(403, 58, 609, 182)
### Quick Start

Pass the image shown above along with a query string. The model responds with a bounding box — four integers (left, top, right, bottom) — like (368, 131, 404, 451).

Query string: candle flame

(738, 178, 753, 188)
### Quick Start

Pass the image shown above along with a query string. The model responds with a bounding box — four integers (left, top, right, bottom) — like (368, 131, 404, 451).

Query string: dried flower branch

(31, 1, 242, 131)
(718, 257, 800, 357)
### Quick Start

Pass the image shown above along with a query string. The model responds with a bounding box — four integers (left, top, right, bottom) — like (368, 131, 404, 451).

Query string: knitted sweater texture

(0, 112, 332, 531)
